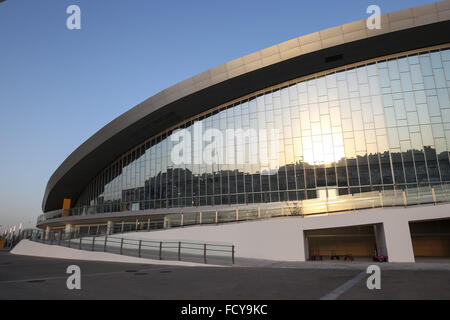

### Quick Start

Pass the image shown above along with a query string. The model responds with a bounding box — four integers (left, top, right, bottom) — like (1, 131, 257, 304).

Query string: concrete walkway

(234, 256, 450, 270)
(12, 239, 450, 271)
(11, 240, 221, 267)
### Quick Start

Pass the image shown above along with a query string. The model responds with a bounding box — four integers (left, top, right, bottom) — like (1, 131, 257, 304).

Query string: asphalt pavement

(0, 251, 449, 300)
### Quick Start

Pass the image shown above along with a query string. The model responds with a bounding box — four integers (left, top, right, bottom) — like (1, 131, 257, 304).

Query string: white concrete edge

(11, 240, 223, 268)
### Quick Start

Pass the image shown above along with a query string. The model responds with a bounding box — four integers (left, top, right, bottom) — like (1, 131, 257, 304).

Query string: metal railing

(1, 229, 42, 250)
(37, 184, 450, 232)
(33, 230, 235, 265)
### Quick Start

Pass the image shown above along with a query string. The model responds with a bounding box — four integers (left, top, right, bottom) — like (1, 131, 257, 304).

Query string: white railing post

(379, 191, 384, 208)
(402, 190, 407, 207)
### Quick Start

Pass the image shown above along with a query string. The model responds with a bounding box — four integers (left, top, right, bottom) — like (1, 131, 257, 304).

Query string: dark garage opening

(305, 225, 379, 260)
(410, 219, 450, 258)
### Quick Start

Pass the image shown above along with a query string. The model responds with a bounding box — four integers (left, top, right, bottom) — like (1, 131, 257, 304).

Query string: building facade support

(106, 221, 113, 235)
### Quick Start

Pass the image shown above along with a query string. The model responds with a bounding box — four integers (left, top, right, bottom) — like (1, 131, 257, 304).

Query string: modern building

(38, 1, 450, 262)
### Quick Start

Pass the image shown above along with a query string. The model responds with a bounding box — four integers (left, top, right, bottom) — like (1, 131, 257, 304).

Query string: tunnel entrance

(304, 225, 381, 260)
(410, 219, 450, 257)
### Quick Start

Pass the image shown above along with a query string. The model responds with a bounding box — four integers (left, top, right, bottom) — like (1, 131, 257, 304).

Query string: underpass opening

(304, 224, 383, 261)
(410, 219, 450, 258)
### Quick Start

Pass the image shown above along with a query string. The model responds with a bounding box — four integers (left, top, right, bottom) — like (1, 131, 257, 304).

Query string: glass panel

(68, 48, 450, 222)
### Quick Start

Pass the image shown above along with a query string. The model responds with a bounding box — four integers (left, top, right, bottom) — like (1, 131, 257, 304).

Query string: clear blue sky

(0, 0, 438, 231)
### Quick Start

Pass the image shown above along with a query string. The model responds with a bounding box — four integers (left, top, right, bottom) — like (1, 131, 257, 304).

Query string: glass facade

(73, 47, 450, 215)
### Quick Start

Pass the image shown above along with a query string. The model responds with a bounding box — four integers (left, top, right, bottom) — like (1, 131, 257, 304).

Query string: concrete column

(382, 217, 415, 263)
(373, 224, 388, 256)
(45, 226, 51, 240)
(301, 232, 308, 261)
(64, 224, 73, 240)
(106, 221, 113, 235)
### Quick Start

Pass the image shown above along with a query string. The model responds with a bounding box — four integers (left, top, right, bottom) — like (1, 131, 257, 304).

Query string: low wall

(120, 203, 450, 262)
